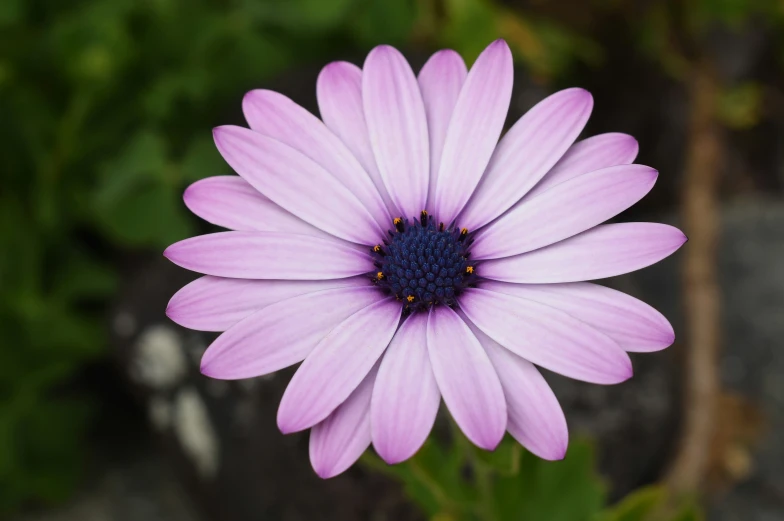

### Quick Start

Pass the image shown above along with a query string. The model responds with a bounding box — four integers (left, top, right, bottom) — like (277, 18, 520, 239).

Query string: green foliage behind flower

(364, 435, 701, 521)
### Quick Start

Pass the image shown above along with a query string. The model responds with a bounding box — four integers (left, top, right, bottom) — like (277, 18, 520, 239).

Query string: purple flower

(164, 39, 686, 478)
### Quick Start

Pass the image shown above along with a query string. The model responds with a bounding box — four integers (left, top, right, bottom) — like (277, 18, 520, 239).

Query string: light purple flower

(164, 39, 686, 478)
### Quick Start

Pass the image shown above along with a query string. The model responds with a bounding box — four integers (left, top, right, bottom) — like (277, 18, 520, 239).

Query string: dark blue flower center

(370, 211, 476, 313)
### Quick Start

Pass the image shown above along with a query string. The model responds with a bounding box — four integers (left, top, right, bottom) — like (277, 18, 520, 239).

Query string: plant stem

(448, 418, 496, 521)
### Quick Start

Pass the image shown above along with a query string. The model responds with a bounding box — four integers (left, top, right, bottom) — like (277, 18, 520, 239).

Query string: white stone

(173, 388, 219, 479)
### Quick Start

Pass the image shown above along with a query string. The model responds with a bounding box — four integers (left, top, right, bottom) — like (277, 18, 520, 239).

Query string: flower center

(371, 211, 476, 313)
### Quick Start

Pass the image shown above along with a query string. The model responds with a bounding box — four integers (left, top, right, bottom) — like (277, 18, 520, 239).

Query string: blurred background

(1, 0, 783, 520)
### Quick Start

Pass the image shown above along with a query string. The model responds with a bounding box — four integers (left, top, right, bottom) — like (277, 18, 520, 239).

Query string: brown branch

(664, 61, 723, 495)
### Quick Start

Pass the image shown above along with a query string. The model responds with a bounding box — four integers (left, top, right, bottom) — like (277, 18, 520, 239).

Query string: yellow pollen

(461, 227, 468, 235)
(466, 266, 474, 274)
(376, 271, 384, 279)
(406, 295, 415, 303)
(421, 210, 428, 216)
(393, 217, 402, 225)
(373, 245, 382, 252)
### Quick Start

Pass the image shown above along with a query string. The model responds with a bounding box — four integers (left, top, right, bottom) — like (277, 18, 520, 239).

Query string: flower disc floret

(372, 212, 475, 312)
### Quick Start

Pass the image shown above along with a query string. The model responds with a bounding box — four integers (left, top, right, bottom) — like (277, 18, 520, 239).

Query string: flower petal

(460, 311, 568, 460)
(166, 276, 368, 332)
(417, 49, 468, 212)
(183, 176, 330, 238)
(480, 223, 687, 283)
(213, 125, 384, 244)
(163, 231, 371, 280)
(479, 281, 674, 352)
(278, 298, 401, 433)
(472, 165, 658, 259)
(460, 288, 632, 384)
(426, 306, 506, 450)
(316, 61, 397, 215)
(371, 313, 440, 464)
(309, 364, 378, 479)
(458, 88, 594, 231)
(433, 40, 513, 225)
(363, 45, 429, 219)
(526, 132, 639, 198)
(200, 286, 385, 379)
(243, 89, 391, 229)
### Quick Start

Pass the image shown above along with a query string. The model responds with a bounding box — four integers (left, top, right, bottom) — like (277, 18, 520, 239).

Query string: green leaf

(0, 397, 93, 513)
(474, 436, 521, 476)
(671, 503, 704, 521)
(180, 136, 227, 182)
(0, 0, 23, 26)
(530, 20, 603, 79)
(0, 409, 17, 476)
(26, 304, 105, 358)
(366, 430, 612, 521)
(53, 249, 118, 302)
(361, 438, 472, 518)
(494, 439, 606, 521)
(440, 0, 500, 64)
(244, 0, 356, 34)
(596, 486, 666, 521)
(95, 181, 192, 248)
(697, 0, 757, 25)
(349, 0, 418, 47)
(94, 130, 167, 209)
(717, 82, 762, 129)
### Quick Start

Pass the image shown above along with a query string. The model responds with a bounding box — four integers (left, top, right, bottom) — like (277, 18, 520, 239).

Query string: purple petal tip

(434, 48, 461, 59)
(539, 442, 568, 461)
(164, 301, 176, 321)
(242, 89, 259, 102)
(474, 434, 503, 452)
(644, 168, 659, 185)
(162, 244, 174, 260)
(182, 183, 197, 205)
(322, 60, 351, 75)
(578, 89, 594, 106)
(277, 415, 299, 435)
(555, 445, 568, 461)
(313, 463, 339, 479)
(212, 125, 234, 141)
(377, 449, 407, 466)
(486, 39, 512, 59)
(622, 361, 634, 381)
(199, 357, 213, 377)
(368, 44, 396, 58)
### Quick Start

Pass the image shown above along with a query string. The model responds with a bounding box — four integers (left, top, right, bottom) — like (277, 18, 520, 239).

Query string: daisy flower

(164, 39, 686, 478)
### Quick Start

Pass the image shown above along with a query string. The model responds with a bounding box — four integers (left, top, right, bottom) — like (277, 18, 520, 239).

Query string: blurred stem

(36, 88, 93, 231)
(472, 457, 495, 521)
(665, 59, 723, 497)
(360, 452, 462, 516)
(449, 419, 496, 521)
(408, 458, 453, 509)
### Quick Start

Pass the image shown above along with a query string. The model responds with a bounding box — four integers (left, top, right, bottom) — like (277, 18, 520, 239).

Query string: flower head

(164, 39, 686, 478)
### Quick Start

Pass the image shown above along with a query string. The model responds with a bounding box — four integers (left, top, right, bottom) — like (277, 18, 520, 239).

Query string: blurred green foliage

(0, 0, 780, 515)
(364, 435, 702, 521)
